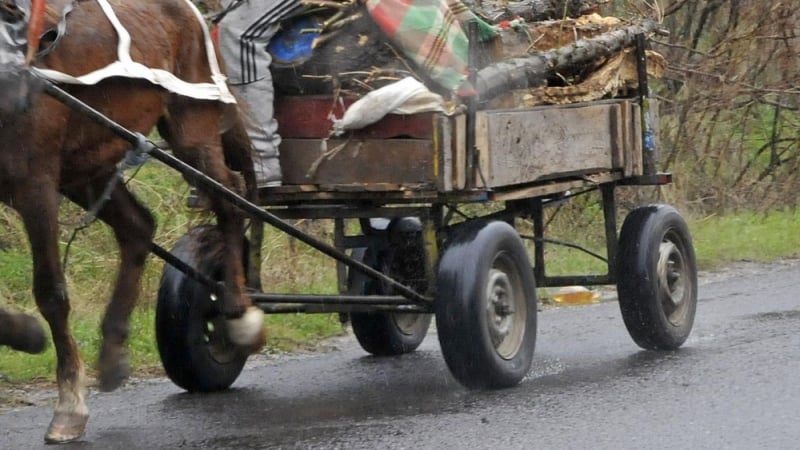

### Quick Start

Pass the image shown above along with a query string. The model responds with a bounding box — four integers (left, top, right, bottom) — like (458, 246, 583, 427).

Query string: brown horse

(1, 0, 264, 443)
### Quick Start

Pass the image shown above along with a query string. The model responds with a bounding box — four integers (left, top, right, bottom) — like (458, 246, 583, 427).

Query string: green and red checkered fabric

(365, 0, 495, 91)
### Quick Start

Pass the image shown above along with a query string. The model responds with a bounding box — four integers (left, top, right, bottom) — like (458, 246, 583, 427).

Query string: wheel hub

(392, 313, 425, 336)
(658, 239, 690, 326)
(485, 265, 524, 359)
(487, 269, 514, 339)
(658, 241, 686, 305)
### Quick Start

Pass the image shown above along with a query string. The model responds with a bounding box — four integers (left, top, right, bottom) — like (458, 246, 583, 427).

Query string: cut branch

(475, 20, 661, 101)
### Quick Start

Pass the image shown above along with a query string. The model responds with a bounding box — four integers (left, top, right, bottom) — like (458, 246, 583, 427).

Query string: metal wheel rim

(657, 232, 691, 326)
(485, 252, 527, 360)
(382, 254, 427, 337)
(392, 313, 426, 336)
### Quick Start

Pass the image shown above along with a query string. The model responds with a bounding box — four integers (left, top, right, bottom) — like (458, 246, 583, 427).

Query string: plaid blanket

(365, 0, 496, 91)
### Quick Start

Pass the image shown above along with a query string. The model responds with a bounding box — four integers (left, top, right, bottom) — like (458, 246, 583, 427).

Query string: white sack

(331, 77, 445, 136)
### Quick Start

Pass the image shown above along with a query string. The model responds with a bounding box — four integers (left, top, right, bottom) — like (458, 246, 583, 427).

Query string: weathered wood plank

(610, 101, 625, 170)
(489, 172, 622, 201)
(627, 102, 643, 176)
(279, 138, 437, 185)
(452, 114, 467, 190)
(475, 101, 626, 187)
(435, 114, 452, 191)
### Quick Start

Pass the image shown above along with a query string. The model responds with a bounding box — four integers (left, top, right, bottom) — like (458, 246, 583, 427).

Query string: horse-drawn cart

(25, 1, 696, 395)
(152, 67, 698, 392)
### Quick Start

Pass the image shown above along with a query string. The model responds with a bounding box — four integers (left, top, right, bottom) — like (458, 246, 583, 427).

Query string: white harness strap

(32, 0, 236, 104)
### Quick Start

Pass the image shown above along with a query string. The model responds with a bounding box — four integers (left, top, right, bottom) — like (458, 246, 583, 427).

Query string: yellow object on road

(549, 286, 602, 305)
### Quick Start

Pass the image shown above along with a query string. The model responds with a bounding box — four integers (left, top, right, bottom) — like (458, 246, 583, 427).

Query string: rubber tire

(617, 205, 698, 350)
(156, 225, 249, 392)
(349, 244, 432, 356)
(436, 221, 537, 390)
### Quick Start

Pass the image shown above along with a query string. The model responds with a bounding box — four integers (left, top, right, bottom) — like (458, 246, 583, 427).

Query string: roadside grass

(2, 163, 800, 384)
(690, 209, 800, 268)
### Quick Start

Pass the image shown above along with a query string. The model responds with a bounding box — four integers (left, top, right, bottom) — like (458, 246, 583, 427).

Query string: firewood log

(474, 20, 661, 101)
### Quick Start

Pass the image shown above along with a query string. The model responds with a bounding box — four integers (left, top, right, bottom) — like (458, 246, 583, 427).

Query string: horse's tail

(221, 110, 264, 291)
(220, 110, 258, 206)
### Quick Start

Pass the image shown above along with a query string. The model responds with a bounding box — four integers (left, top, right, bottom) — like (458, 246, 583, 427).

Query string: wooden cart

(154, 88, 698, 392)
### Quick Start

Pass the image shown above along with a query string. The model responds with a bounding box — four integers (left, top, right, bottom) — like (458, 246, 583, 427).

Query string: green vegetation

(691, 210, 800, 269)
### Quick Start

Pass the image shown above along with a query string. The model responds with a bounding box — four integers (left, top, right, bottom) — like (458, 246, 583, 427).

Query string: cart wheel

(436, 220, 537, 389)
(617, 205, 698, 350)
(156, 225, 249, 392)
(349, 219, 432, 356)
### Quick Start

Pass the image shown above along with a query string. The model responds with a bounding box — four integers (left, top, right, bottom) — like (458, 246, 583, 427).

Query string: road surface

(1, 260, 799, 449)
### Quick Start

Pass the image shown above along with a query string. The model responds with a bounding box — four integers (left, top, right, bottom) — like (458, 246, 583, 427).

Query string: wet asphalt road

(1, 260, 799, 449)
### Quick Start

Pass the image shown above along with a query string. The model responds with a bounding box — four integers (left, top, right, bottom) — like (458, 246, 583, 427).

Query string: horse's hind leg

(12, 180, 88, 443)
(0, 307, 47, 354)
(164, 100, 264, 351)
(63, 178, 156, 392)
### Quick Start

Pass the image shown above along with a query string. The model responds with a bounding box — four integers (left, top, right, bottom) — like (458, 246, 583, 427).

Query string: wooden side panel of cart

(274, 97, 646, 192)
(473, 100, 644, 188)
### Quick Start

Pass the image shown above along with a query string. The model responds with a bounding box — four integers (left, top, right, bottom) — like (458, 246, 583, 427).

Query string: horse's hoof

(97, 348, 130, 392)
(246, 326, 267, 355)
(226, 306, 265, 350)
(11, 314, 47, 354)
(44, 411, 88, 444)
